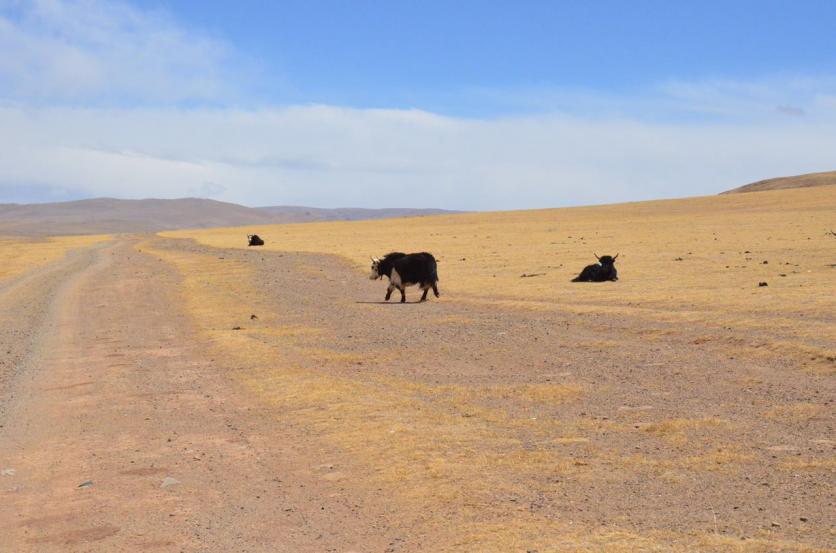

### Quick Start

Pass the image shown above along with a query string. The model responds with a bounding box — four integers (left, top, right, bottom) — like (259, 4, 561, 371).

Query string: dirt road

(0, 237, 833, 552)
(0, 240, 395, 552)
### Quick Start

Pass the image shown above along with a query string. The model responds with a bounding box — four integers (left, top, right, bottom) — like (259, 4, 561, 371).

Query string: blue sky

(124, 1, 836, 111)
(1, 0, 835, 208)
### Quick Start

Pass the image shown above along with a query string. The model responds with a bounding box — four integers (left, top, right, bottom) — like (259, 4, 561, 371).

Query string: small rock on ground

(161, 476, 181, 488)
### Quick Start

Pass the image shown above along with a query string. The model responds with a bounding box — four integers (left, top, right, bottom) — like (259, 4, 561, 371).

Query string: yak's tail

(571, 275, 583, 282)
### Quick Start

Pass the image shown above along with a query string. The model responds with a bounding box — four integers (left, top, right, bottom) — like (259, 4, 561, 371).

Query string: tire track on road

(0, 241, 111, 419)
(1, 238, 392, 552)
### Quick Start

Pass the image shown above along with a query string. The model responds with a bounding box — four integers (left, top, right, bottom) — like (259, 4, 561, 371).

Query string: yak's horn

(594, 252, 600, 260)
(613, 253, 619, 260)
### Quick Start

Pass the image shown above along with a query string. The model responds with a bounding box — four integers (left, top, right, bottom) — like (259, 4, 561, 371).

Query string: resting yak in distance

(572, 253, 619, 282)
(370, 252, 440, 303)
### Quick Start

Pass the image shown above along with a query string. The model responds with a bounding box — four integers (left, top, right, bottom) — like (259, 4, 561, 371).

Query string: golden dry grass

(626, 447, 754, 473)
(0, 234, 111, 282)
(142, 237, 825, 551)
(447, 518, 830, 553)
(638, 417, 732, 445)
(725, 170, 836, 194)
(152, 188, 835, 550)
(164, 187, 836, 365)
(140, 243, 618, 547)
(766, 402, 827, 421)
(778, 457, 836, 472)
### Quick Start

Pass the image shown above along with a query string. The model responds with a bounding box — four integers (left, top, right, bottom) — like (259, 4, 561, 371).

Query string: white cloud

(467, 76, 836, 123)
(0, 0, 235, 103)
(1, 0, 835, 209)
(2, 102, 835, 209)
(656, 76, 836, 121)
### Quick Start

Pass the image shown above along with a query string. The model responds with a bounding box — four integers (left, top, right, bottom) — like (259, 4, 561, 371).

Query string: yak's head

(595, 253, 618, 266)
(369, 257, 383, 280)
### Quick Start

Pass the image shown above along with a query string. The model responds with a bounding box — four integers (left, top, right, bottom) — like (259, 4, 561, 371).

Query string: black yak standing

(247, 234, 264, 246)
(572, 253, 618, 282)
(370, 252, 440, 303)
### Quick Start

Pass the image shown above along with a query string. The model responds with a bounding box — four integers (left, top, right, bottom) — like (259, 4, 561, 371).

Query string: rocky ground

(0, 237, 833, 552)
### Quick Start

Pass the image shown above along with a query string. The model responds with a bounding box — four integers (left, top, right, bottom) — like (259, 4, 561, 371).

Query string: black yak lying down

(247, 234, 264, 246)
(572, 253, 618, 282)
(370, 252, 440, 303)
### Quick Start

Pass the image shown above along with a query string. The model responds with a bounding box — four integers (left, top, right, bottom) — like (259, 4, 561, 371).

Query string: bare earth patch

(1, 187, 834, 551)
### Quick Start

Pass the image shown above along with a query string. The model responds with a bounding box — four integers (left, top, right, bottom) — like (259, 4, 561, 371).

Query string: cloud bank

(3, 103, 835, 209)
(1, 0, 835, 209)
(0, 0, 235, 104)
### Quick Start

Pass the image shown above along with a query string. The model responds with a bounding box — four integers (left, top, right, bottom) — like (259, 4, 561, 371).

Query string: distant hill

(722, 170, 836, 194)
(0, 198, 460, 235)
(0, 198, 277, 235)
(255, 205, 457, 223)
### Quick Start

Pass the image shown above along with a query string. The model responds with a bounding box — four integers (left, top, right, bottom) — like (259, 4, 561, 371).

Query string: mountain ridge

(722, 170, 836, 194)
(0, 197, 461, 235)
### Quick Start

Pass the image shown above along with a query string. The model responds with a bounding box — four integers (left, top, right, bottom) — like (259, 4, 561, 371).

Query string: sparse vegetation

(147, 185, 835, 550)
(0, 234, 110, 282)
(166, 186, 836, 367)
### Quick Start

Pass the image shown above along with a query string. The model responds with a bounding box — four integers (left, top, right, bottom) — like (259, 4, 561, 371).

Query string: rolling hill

(0, 198, 458, 235)
(256, 205, 455, 223)
(723, 169, 836, 194)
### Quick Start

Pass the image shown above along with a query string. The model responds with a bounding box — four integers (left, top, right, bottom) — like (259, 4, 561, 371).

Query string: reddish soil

(0, 238, 833, 552)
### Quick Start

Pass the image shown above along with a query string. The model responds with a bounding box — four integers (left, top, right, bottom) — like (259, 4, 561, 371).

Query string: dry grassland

(151, 187, 834, 550)
(0, 234, 111, 283)
(145, 244, 766, 551)
(142, 244, 602, 550)
(165, 186, 836, 367)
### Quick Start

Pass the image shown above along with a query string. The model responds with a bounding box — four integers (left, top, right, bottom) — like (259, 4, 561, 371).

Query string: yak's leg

(399, 286, 406, 303)
(573, 268, 591, 282)
(419, 286, 429, 302)
(385, 283, 394, 301)
(432, 282, 439, 297)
